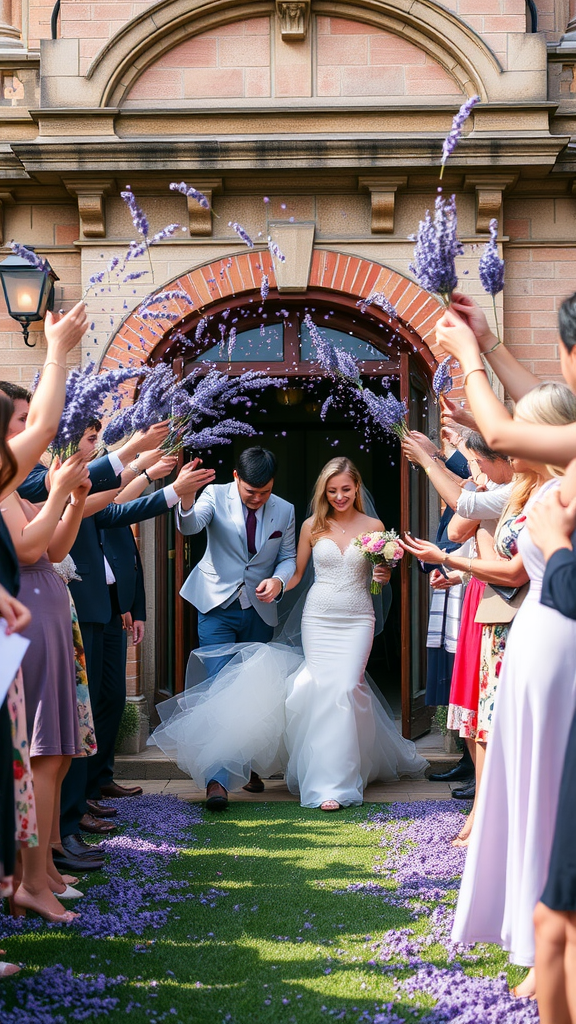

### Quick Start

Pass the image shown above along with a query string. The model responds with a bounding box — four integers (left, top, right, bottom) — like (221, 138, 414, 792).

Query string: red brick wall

(503, 247, 574, 381)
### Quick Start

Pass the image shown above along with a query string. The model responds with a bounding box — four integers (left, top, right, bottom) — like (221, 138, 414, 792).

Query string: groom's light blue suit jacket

(176, 482, 297, 627)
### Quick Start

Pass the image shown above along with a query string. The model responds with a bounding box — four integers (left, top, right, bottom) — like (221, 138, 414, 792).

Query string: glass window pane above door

(300, 322, 389, 362)
(198, 324, 284, 362)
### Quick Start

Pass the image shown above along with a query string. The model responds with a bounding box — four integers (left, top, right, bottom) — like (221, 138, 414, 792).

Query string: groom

(176, 446, 297, 810)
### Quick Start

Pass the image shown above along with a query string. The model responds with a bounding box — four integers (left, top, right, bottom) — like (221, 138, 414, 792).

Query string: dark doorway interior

(158, 377, 403, 717)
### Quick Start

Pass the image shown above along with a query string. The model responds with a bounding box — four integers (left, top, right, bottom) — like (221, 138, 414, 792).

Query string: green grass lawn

(0, 798, 533, 1023)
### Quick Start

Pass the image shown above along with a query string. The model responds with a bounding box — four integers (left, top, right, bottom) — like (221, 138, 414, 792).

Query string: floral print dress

(477, 511, 527, 743)
(7, 670, 38, 847)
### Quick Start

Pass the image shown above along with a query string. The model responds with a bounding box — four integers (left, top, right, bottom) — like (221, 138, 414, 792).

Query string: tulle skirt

(151, 616, 427, 807)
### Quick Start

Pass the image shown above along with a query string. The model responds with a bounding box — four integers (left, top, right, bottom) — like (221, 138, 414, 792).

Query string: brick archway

(100, 248, 446, 392)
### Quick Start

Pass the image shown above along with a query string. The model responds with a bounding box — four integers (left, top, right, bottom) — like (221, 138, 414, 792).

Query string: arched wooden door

(153, 294, 435, 739)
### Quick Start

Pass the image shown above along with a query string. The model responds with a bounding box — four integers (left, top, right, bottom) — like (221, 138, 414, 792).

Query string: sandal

(320, 800, 341, 812)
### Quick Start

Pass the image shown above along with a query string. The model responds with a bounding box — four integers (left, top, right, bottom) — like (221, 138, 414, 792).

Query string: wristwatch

(128, 460, 140, 475)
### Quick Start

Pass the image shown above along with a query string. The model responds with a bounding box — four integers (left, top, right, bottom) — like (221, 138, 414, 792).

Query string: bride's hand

(373, 563, 391, 585)
(399, 534, 445, 565)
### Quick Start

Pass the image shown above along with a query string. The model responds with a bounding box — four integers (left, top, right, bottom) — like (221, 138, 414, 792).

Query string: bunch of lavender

(432, 355, 453, 401)
(478, 217, 505, 345)
(181, 418, 256, 453)
(440, 95, 480, 178)
(160, 369, 286, 454)
(102, 363, 179, 446)
(361, 388, 409, 439)
(356, 292, 398, 318)
(304, 314, 361, 386)
(50, 362, 142, 458)
(409, 190, 463, 306)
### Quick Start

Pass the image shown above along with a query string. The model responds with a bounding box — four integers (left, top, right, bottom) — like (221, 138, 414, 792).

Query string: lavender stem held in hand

(478, 218, 505, 345)
(440, 95, 480, 179)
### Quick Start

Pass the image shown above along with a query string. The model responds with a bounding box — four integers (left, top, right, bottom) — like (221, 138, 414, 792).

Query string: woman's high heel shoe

(53, 884, 83, 900)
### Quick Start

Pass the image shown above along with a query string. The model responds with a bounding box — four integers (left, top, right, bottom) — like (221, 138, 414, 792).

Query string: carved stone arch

(99, 248, 446, 395)
(85, 0, 508, 109)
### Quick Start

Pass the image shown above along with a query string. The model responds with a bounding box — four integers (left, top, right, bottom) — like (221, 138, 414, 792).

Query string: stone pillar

(560, 0, 576, 45)
(0, 0, 22, 49)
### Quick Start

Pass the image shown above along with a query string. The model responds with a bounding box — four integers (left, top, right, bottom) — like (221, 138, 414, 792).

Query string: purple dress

(19, 554, 81, 757)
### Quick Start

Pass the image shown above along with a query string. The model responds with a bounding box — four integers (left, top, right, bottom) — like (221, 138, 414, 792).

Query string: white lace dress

(151, 537, 427, 807)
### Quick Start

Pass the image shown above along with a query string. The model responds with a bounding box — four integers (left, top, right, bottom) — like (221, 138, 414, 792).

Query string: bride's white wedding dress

(150, 537, 427, 806)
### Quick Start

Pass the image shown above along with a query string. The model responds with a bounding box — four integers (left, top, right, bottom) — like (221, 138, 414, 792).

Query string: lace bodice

(304, 538, 374, 617)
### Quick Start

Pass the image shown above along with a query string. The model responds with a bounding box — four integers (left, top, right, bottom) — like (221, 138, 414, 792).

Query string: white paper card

(0, 618, 30, 709)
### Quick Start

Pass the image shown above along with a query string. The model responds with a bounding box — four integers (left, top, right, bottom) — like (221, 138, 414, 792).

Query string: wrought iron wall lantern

(0, 249, 59, 346)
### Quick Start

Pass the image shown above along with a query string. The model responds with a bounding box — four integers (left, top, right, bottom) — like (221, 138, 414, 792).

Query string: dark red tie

(246, 508, 257, 557)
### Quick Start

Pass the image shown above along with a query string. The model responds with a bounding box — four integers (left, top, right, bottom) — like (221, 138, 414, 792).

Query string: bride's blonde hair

(310, 457, 364, 539)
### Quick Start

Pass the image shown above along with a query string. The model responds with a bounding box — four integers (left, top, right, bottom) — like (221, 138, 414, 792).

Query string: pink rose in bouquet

(353, 529, 404, 594)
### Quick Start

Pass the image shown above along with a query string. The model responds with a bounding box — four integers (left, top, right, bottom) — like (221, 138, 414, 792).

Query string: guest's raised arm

(5, 302, 88, 496)
(436, 308, 576, 465)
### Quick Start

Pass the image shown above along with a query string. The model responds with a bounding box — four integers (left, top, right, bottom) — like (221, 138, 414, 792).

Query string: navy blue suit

(86, 526, 147, 796)
(18, 454, 120, 504)
(53, 488, 169, 834)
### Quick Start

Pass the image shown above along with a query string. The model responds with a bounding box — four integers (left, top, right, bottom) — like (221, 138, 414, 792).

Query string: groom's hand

(173, 459, 216, 510)
(255, 578, 282, 603)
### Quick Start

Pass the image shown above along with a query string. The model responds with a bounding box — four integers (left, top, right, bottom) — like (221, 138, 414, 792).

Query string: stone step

(113, 748, 460, 782)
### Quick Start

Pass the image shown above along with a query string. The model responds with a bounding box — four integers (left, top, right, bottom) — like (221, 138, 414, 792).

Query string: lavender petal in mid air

(229, 222, 254, 248)
(267, 238, 286, 263)
(440, 95, 480, 178)
(170, 182, 210, 210)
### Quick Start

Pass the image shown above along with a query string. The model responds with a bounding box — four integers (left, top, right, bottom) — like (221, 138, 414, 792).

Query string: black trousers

(59, 621, 104, 837)
(86, 609, 127, 798)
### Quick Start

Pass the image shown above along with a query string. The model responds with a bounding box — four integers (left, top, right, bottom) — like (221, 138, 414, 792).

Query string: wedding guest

(435, 294, 576, 999)
(3, 451, 91, 923)
(399, 429, 473, 785)
(404, 384, 573, 853)
(0, 302, 88, 950)
(55, 455, 201, 865)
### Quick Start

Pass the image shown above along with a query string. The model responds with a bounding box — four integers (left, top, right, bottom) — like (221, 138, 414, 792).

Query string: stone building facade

(1, 0, 576, 737)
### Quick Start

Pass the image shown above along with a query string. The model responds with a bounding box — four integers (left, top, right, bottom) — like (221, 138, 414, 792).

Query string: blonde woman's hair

(498, 381, 576, 531)
(310, 457, 364, 539)
(514, 381, 576, 478)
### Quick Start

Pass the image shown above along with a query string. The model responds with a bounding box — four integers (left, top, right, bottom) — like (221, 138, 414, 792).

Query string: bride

(151, 457, 427, 809)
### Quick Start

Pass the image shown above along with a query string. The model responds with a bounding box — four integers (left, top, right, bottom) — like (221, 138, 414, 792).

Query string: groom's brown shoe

(206, 780, 228, 811)
(242, 771, 265, 794)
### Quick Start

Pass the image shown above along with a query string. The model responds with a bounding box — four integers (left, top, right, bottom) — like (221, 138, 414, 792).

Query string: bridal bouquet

(354, 529, 404, 595)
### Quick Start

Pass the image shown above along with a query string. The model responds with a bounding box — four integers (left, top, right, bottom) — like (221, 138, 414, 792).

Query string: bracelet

(432, 452, 447, 463)
(143, 469, 152, 484)
(424, 464, 433, 476)
(468, 557, 473, 573)
(485, 337, 503, 355)
(43, 360, 66, 371)
(463, 367, 486, 387)
(128, 461, 140, 475)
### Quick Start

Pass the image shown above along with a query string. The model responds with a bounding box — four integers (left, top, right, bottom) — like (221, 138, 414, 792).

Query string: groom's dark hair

(236, 446, 277, 487)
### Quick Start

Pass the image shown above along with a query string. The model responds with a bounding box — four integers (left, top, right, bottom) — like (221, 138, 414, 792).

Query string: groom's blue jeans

(197, 601, 274, 790)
